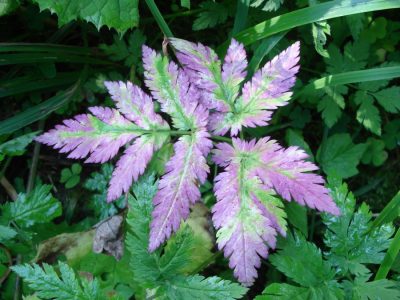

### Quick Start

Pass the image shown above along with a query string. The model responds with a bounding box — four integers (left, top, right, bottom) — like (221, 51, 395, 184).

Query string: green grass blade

(247, 31, 287, 78)
(0, 53, 112, 66)
(375, 228, 400, 280)
(231, 0, 250, 36)
(304, 66, 400, 90)
(371, 191, 400, 230)
(0, 72, 79, 98)
(145, 0, 174, 37)
(0, 43, 94, 55)
(296, 66, 400, 100)
(0, 82, 81, 135)
(219, 0, 400, 51)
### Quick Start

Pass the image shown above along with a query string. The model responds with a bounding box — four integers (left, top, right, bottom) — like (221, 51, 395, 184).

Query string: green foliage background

(0, 0, 400, 299)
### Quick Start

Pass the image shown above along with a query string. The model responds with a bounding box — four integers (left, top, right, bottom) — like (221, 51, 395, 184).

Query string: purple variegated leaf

(238, 42, 300, 130)
(212, 138, 338, 285)
(255, 142, 340, 215)
(36, 107, 138, 163)
(212, 140, 277, 286)
(107, 136, 161, 202)
(104, 81, 167, 129)
(212, 42, 300, 136)
(149, 130, 212, 251)
(169, 38, 230, 112)
(142, 45, 206, 131)
(222, 39, 247, 99)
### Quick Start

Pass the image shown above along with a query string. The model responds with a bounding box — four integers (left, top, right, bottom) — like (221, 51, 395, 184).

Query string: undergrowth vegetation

(1, 0, 400, 299)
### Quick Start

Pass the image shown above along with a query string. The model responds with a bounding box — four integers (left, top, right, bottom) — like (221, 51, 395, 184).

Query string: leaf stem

(27, 120, 45, 193)
(144, 0, 174, 38)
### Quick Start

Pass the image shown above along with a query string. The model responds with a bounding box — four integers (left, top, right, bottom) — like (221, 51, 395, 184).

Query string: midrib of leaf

(238, 157, 251, 281)
(60, 123, 189, 139)
(153, 135, 195, 246)
(211, 63, 236, 110)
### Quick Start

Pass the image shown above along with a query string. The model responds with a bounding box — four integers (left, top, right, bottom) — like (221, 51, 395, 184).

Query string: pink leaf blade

(242, 41, 300, 107)
(142, 45, 205, 131)
(104, 81, 167, 129)
(169, 38, 230, 112)
(149, 131, 212, 251)
(255, 142, 340, 215)
(212, 164, 277, 286)
(212, 42, 300, 136)
(107, 137, 157, 202)
(222, 39, 248, 99)
(36, 107, 138, 164)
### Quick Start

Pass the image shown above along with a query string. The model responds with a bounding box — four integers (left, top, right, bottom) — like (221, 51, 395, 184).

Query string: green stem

(27, 120, 45, 193)
(0, 156, 12, 179)
(144, 0, 174, 37)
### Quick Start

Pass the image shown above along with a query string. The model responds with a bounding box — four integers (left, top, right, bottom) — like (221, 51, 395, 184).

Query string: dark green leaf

(165, 275, 247, 300)
(270, 232, 336, 287)
(0, 132, 39, 162)
(373, 86, 400, 113)
(1, 184, 62, 227)
(323, 177, 394, 276)
(32, 0, 139, 34)
(355, 94, 382, 136)
(11, 261, 103, 300)
(345, 276, 400, 300)
(193, 1, 232, 31)
(361, 138, 388, 167)
(258, 282, 342, 300)
(316, 133, 367, 178)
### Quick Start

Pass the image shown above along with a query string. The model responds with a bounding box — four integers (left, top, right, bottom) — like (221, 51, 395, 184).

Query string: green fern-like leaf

(250, 0, 283, 11)
(11, 262, 103, 300)
(1, 184, 61, 228)
(126, 174, 161, 286)
(270, 232, 337, 287)
(126, 173, 246, 299)
(323, 177, 395, 277)
(193, 1, 234, 31)
(165, 275, 247, 300)
(344, 276, 400, 300)
(263, 232, 343, 299)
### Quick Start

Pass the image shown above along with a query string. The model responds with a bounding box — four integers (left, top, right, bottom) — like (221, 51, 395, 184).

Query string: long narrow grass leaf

(0, 82, 81, 135)
(220, 0, 400, 51)
(231, 0, 250, 36)
(247, 31, 287, 78)
(375, 228, 400, 280)
(303, 67, 400, 91)
(0, 72, 79, 98)
(0, 53, 112, 66)
(0, 43, 95, 55)
(372, 191, 400, 230)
